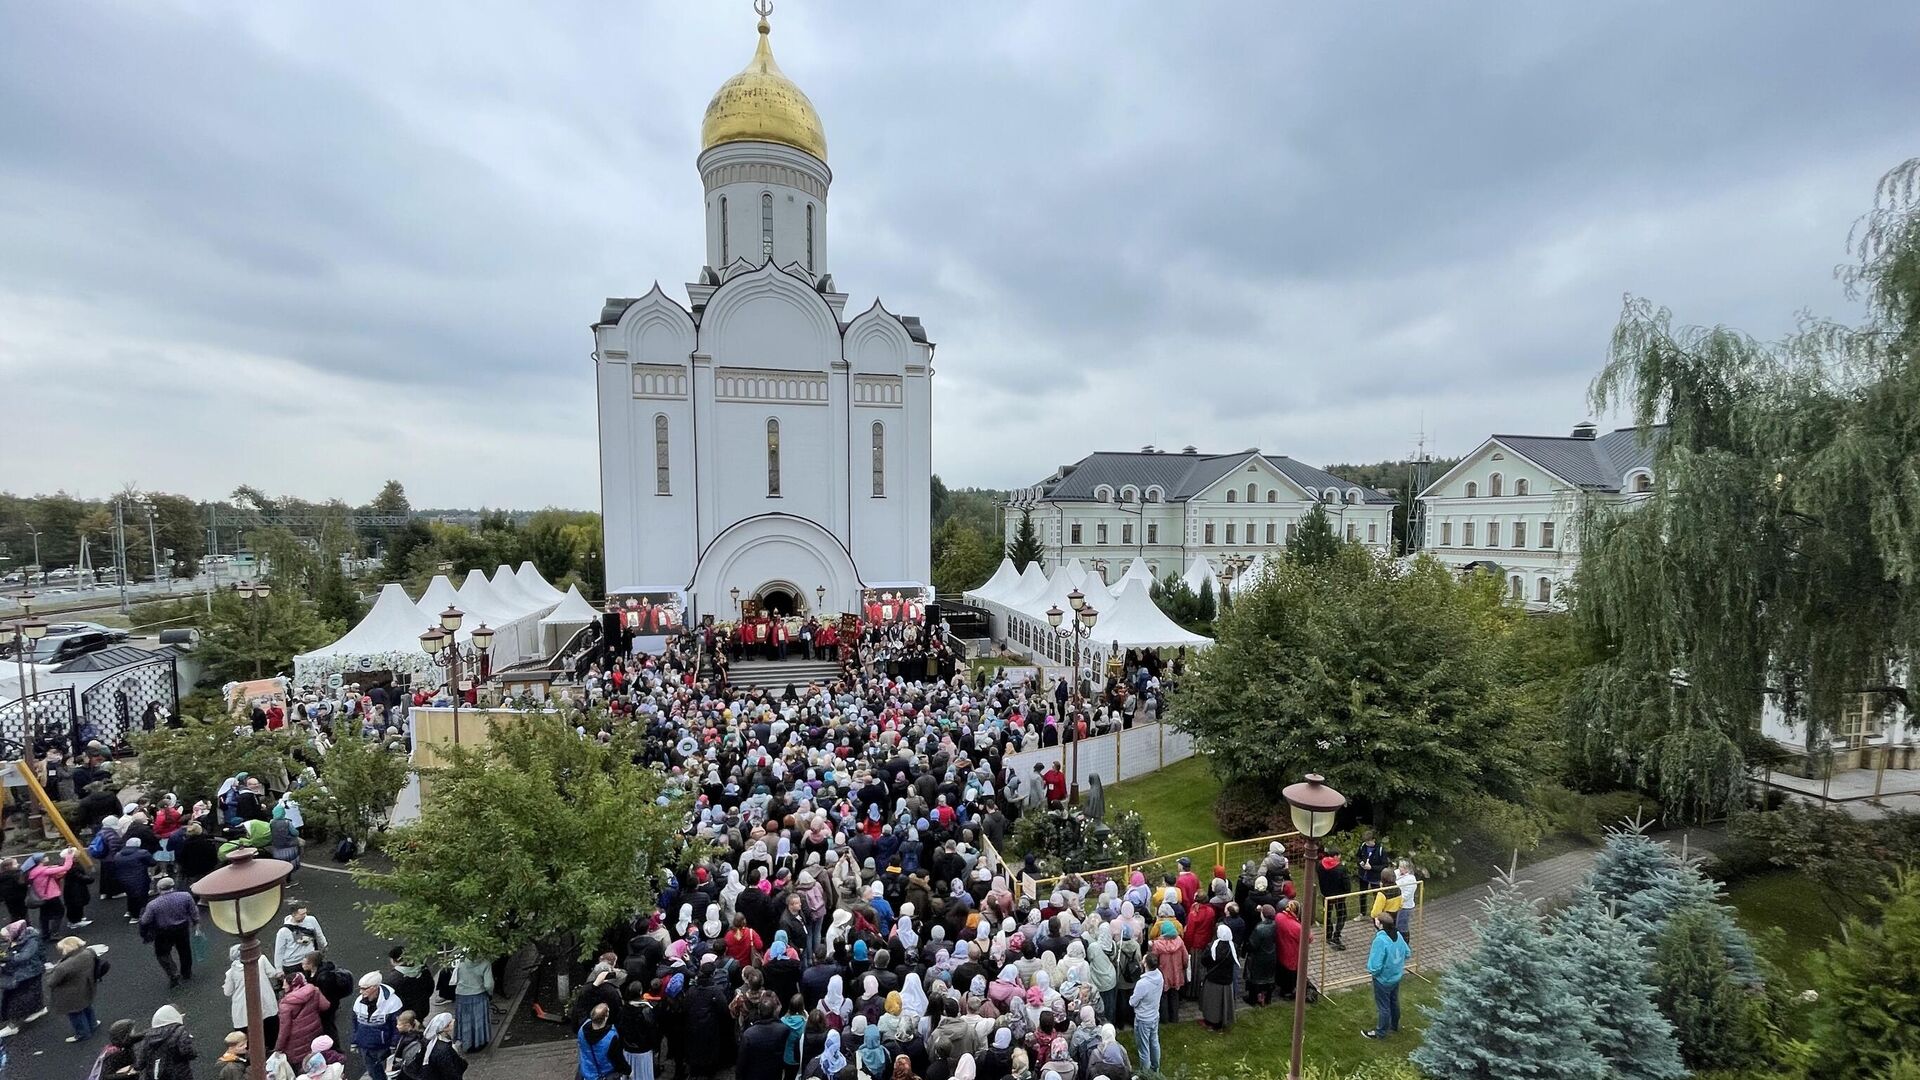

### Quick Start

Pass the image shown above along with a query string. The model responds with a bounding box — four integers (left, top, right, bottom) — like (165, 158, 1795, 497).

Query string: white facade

(592, 23, 932, 620)
(1006, 449, 1395, 588)
(1416, 423, 1659, 610)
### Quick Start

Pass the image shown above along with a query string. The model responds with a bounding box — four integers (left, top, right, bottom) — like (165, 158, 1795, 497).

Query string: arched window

(1465, 481, 1478, 498)
(1325, 487, 1339, 502)
(1346, 489, 1360, 504)
(719, 196, 729, 264)
(1537, 577, 1553, 603)
(653, 414, 670, 495)
(1634, 473, 1653, 492)
(871, 422, 885, 496)
(1225, 490, 1237, 503)
(805, 204, 815, 271)
(1120, 485, 1138, 503)
(1246, 482, 1257, 503)
(766, 418, 781, 495)
(760, 192, 774, 259)
(1489, 473, 1503, 497)
(1266, 490, 1276, 503)
(1509, 574, 1522, 599)
(1144, 486, 1163, 502)
(1515, 478, 1529, 496)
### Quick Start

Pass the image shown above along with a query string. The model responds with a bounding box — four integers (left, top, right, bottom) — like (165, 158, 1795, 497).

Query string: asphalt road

(5, 863, 398, 1079)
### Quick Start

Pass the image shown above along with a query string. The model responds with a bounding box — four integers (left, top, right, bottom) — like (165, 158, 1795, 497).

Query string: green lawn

(1726, 870, 1839, 991)
(1105, 754, 1228, 853)
(1128, 975, 1438, 1077)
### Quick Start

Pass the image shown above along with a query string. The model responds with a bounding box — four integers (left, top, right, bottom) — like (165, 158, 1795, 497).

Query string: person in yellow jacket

(1367, 882, 1403, 923)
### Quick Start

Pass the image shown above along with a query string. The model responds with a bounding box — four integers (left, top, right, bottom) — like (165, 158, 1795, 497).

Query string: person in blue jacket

(577, 1002, 621, 1080)
(1362, 914, 1411, 1039)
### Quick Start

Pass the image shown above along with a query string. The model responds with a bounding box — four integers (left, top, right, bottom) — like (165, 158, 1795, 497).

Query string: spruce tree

(1585, 818, 1760, 983)
(1551, 895, 1686, 1080)
(1287, 503, 1343, 565)
(1654, 907, 1758, 1071)
(1196, 578, 1216, 623)
(1411, 869, 1607, 1080)
(1005, 509, 1045, 572)
(1808, 872, 1920, 1079)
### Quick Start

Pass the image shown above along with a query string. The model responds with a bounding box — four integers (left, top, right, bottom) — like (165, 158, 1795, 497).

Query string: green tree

(1195, 578, 1216, 623)
(368, 480, 411, 516)
(1551, 896, 1686, 1080)
(932, 519, 999, 595)
(361, 714, 687, 961)
(1149, 574, 1212, 636)
(1584, 820, 1760, 983)
(1173, 548, 1528, 826)
(129, 719, 305, 805)
(193, 586, 340, 682)
(1006, 509, 1045, 572)
(1412, 867, 1607, 1079)
(381, 519, 435, 582)
(1286, 503, 1342, 565)
(1654, 907, 1760, 1071)
(1808, 872, 1920, 1079)
(1569, 159, 1920, 821)
(305, 735, 412, 847)
(313, 560, 366, 627)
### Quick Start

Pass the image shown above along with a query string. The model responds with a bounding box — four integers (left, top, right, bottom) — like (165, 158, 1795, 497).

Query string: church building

(593, 7, 934, 619)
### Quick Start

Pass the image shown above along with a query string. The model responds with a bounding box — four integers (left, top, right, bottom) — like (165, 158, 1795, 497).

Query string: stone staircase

(727, 657, 842, 690)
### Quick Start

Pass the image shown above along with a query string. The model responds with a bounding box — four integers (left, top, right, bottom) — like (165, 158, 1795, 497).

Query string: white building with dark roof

(1415, 421, 1663, 609)
(1006, 447, 1395, 586)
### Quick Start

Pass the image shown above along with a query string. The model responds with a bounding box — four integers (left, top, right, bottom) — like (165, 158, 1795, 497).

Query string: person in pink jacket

(26, 850, 75, 936)
(276, 971, 329, 1065)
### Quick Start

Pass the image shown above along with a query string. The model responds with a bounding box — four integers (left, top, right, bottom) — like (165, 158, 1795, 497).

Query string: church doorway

(759, 586, 798, 616)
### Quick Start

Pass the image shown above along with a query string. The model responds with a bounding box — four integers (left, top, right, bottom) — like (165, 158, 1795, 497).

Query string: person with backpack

(387, 1011, 426, 1080)
(301, 952, 355, 1045)
(615, 981, 660, 1080)
(276, 908, 330, 976)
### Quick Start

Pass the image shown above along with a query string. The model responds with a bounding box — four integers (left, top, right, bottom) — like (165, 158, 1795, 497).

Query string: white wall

(1003, 722, 1196, 791)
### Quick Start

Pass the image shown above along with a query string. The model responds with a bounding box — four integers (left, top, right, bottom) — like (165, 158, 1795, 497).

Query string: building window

(1286, 522, 1298, 543)
(1225, 523, 1236, 544)
(1509, 574, 1522, 599)
(871, 422, 885, 496)
(805, 204, 815, 271)
(1489, 473, 1503, 497)
(1465, 481, 1478, 498)
(1247, 482, 1257, 503)
(1205, 523, 1215, 544)
(1266, 523, 1277, 544)
(1368, 522, 1378, 543)
(1537, 577, 1552, 603)
(1488, 519, 1501, 548)
(1267, 490, 1277, 503)
(1147, 523, 1158, 544)
(1515, 478, 1529, 496)
(1540, 520, 1556, 547)
(1839, 694, 1886, 747)
(1346, 523, 1358, 541)
(1635, 473, 1653, 493)
(761, 192, 774, 258)
(1071, 524, 1082, 545)
(1122, 523, 1133, 545)
(653, 414, 670, 495)
(1145, 487, 1162, 502)
(1097, 523, 1108, 544)
(766, 418, 781, 495)
(1226, 490, 1237, 503)
(1512, 521, 1526, 547)
(719, 196, 729, 263)
(1464, 521, 1476, 546)
(1441, 521, 1453, 546)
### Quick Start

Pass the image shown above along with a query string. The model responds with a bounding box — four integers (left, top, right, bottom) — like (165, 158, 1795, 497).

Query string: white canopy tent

(515, 561, 567, 606)
(457, 569, 544, 669)
(293, 583, 439, 688)
(998, 562, 1051, 615)
(415, 575, 468, 638)
(965, 558, 1021, 607)
(1099, 578, 1213, 649)
(488, 565, 557, 661)
(539, 585, 602, 655)
(1118, 557, 1157, 593)
(1181, 555, 1220, 595)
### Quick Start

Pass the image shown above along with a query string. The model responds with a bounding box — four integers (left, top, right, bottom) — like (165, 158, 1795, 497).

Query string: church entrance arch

(690, 513, 862, 621)
(758, 583, 799, 616)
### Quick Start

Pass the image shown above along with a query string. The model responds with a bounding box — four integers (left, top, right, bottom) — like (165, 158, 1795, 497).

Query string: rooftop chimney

(1181, 445, 1198, 455)
(1571, 420, 1598, 439)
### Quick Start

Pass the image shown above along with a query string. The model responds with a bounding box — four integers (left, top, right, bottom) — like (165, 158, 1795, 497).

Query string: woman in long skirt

(451, 954, 494, 1052)
(1200, 926, 1239, 1031)
(0, 921, 48, 1037)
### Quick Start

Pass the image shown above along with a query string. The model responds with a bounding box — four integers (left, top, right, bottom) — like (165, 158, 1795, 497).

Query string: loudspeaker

(924, 601, 941, 626)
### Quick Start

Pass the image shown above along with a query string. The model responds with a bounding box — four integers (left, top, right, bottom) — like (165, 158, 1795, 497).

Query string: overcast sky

(3, 2, 1915, 508)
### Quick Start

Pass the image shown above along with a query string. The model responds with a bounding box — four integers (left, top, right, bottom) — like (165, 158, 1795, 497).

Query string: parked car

(16, 630, 115, 665)
(44, 621, 130, 642)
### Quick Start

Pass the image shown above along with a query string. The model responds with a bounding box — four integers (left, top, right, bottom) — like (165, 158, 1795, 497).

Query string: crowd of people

(0, 596, 1419, 1080)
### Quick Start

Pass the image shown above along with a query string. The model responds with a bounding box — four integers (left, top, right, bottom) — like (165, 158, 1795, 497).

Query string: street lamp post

(815, 585, 827, 615)
(11, 593, 50, 758)
(1046, 589, 1098, 801)
(192, 848, 294, 1080)
(730, 586, 742, 618)
(235, 581, 272, 678)
(23, 524, 40, 584)
(419, 607, 491, 745)
(1282, 773, 1347, 1080)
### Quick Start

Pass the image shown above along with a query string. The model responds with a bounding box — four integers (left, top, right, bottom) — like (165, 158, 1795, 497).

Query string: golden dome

(700, 16, 827, 162)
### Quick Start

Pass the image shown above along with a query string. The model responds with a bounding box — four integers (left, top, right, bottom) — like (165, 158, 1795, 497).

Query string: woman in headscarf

(0, 919, 46, 1037)
(822, 973, 851, 1028)
(1148, 920, 1187, 1023)
(136, 1004, 197, 1080)
(855, 973, 886, 1024)
(90, 1017, 140, 1080)
(222, 941, 281, 1049)
(1085, 1025, 1128, 1080)
(1199, 925, 1239, 1031)
(898, 972, 930, 1024)
(1244, 904, 1278, 1006)
(419, 1012, 468, 1080)
(1084, 926, 1117, 1022)
(803, 1027, 853, 1080)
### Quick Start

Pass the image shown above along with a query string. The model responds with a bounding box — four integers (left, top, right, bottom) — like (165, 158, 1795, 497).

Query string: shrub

(1212, 781, 1292, 838)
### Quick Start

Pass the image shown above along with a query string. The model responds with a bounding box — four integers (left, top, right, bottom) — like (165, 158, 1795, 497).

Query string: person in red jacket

(1041, 764, 1067, 806)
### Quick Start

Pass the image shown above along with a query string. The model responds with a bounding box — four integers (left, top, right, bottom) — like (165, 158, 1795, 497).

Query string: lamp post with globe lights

(192, 849, 295, 1080)
(419, 607, 492, 744)
(235, 580, 272, 677)
(1282, 773, 1347, 1080)
(1046, 588, 1098, 800)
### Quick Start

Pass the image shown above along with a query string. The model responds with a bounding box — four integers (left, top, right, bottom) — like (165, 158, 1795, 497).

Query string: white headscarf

(823, 974, 849, 1017)
(1210, 923, 1240, 968)
(899, 971, 929, 1019)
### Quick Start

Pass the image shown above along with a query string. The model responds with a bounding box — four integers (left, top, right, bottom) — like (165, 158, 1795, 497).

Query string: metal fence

(0, 687, 79, 758)
(1221, 830, 1308, 878)
(79, 657, 179, 748)
(1315, 880, 1425, 991)
(1022, 835, 1301, 902)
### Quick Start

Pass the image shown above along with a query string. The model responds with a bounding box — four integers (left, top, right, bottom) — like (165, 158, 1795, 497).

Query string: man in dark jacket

(388, 947, 436, 1020)
(734, 1015, 791, 1080)
(1316, 855, 1353, 949)
(137, 876, 200, 986)
(684, 959, 734, 1079)
(108, 838, 156, 919)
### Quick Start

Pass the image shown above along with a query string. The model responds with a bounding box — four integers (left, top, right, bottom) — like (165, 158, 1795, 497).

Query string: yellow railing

(1017, 836, 1304, 905)
(1314, 880, 1424, 992)
(1220, 830, 1305, 878)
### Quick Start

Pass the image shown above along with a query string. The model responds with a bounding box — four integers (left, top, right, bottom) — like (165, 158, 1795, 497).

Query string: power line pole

(114, 500, 131, 614)
(145, 502, 162, 583)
